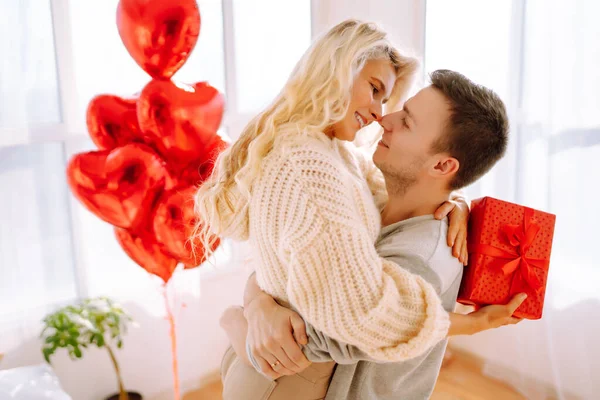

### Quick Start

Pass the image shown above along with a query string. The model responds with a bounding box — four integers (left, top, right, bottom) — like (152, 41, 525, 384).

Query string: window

(0, 0, 61, 143)
(0, 1, 76, 326)
(68, 0, 312, 136)
(520, 0, 600, 308)
(0, 142, 76, 321)
(1, 0, 312, 323)
(69, 0, 227, 128)
(425, 0, 515, 200)
(426, 4, 600, 397)
(232, 0, 312, 113)
(425, 0, 600, 303)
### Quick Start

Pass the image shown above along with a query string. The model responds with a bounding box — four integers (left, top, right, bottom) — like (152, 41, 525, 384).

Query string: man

(220, 70, 525, 399)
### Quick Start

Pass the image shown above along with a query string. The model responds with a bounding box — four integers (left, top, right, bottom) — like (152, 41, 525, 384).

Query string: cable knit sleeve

(275, 146, 450, 362)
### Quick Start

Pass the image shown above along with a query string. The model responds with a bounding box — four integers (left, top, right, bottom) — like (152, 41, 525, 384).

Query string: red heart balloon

(176, 134, 229, 187)
(87, 94, 143, 150)
(137, 79, 225, 169)
(115, 228, 178, 282)
(67, 143, 173, 229)
(153, 186, 220, 267)
(116, 0, 200, 80)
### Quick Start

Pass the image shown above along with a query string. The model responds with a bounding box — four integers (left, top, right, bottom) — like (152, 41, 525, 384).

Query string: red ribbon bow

(470, 208, 548, 293)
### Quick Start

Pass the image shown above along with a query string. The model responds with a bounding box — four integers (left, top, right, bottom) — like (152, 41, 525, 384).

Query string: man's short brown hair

(430, 69, 509, 190)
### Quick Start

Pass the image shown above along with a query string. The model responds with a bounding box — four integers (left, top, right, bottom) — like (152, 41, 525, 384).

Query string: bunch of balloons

(67, 0, 226, 283)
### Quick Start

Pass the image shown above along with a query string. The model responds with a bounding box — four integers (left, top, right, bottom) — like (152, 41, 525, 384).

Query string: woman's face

(331, 59, 397, 141)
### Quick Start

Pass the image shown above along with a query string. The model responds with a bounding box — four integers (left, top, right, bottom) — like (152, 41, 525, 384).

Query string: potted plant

(41, 297, 142, 400)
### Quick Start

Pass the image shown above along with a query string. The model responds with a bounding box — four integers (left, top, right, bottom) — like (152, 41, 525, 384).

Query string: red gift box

(457, 197, 556, 319)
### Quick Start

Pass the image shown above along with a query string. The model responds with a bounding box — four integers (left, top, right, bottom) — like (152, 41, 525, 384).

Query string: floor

(182, 348, 527, 400)
(430, 349, 526, 400)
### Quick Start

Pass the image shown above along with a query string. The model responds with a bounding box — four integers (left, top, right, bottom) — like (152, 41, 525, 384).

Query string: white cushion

(0, 364, 72, 400)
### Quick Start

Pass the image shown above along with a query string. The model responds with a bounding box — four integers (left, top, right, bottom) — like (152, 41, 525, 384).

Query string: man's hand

(434, 194, 470, 265)
(449, 293, 527, 336)
(471, 293, 527, 332)
(244, 293, 311, 380)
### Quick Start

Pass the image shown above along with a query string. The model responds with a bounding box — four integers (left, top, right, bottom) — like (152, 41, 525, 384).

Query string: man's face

(373, 86, 451, 194)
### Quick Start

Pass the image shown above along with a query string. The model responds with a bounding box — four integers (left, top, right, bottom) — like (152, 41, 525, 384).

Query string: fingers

(508, 317, 523, 325)
(452, 229, 466, 261)
(248, 332, 293, 377)
(447, 217, 461, 248)
(290, 313, 308, 345)
(435, 201, 455, 222)
(262, 352, 295, 376)
(507, 293, 528, 314)
(281, 343, 310, 373)
(272, 338, 304, 373)
(285, 315, 311, 371)
(253, 354, 283, 380)
(461, 243, 469, 266)
(253, 331, 300, 375)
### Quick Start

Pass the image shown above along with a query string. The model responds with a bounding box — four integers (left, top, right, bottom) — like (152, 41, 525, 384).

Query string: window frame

(0, 0, 315, 308)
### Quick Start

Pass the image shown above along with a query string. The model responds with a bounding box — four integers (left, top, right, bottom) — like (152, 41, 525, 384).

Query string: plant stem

(106, 344, 128, 400)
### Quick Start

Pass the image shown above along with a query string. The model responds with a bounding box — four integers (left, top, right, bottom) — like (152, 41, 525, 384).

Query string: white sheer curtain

(484, 1, 600, 398)
(427, 0, 599, 398)
(0, 1, 77, 346)
(0, 0, 313, 360)
(0, 0, 61, 132)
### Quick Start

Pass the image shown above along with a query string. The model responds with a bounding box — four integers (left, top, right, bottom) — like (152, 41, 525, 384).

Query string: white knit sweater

(248, 131, 450, 362)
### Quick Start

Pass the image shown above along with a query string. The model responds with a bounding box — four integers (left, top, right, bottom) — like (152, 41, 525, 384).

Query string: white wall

(312, 0, 425, 57)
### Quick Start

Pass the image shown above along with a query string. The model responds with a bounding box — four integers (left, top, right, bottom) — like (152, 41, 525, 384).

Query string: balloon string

(163, 284, 181, 400)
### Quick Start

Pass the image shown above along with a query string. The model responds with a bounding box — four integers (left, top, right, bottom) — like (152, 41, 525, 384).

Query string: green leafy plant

(41, 297, 133, 400)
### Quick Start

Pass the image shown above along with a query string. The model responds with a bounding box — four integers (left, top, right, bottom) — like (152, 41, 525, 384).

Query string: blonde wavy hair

(194, 19, 419, 252)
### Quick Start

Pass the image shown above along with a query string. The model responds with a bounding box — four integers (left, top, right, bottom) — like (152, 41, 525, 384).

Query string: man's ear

(432, 156, 459, 177)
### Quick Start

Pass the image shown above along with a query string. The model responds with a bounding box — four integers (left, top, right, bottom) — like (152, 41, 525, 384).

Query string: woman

(195, 19, 468, 398)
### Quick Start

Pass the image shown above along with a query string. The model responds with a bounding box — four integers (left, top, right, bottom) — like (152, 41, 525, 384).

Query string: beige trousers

(220, 346, 336, 400)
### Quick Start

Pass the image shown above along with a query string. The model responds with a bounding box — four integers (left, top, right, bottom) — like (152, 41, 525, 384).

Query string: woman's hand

(244, 293, 311, 380)
(434, 193, 470, 265)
